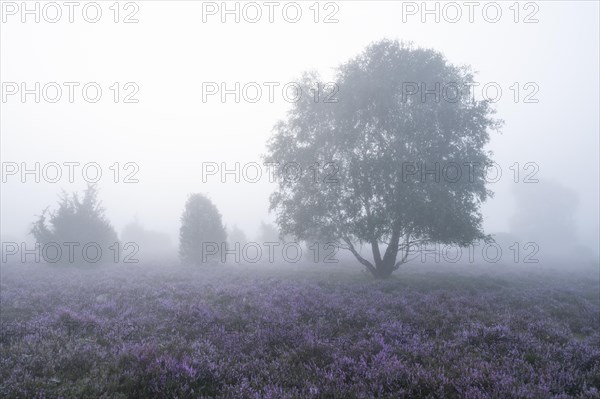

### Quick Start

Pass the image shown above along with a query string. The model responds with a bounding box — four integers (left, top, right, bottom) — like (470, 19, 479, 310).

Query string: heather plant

(179, 193, 227, 264)
(1, 262, 598, 398)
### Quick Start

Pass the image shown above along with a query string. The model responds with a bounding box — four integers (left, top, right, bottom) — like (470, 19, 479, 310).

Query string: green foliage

(30, 185, 118, 265)
(266, 40, 502, 278)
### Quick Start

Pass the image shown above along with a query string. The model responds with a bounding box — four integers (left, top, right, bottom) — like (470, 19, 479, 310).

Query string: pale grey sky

(1, 1, 598, 253)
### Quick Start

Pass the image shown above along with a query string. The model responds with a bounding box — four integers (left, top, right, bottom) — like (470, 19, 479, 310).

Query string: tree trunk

(344, 232, 403, 279)
(371, 263, 395, 279)
(371, 230, 401, 279)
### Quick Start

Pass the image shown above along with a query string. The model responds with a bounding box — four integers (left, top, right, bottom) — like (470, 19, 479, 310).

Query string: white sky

(1, 1, 598, 251)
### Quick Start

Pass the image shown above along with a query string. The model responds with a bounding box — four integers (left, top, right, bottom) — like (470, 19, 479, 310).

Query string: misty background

(1, 1, 598, 260)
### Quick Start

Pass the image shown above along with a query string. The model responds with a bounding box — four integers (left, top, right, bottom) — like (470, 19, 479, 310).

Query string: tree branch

(343, 237, 376, 274)
(394, 232, 414, 270)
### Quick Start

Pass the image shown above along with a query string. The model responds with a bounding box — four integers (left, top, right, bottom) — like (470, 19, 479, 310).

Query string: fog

(2, 2, 600, 397)
(1, 1, 598, 261)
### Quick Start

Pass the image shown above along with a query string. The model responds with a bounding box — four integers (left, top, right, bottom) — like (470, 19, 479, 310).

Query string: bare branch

(343, 237, 376, 274)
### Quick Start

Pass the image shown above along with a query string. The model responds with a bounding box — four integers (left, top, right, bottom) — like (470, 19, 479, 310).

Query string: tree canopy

(31, 184, 118, 265)
(179, 193, 227, 265)
(266, 40, 502, 278)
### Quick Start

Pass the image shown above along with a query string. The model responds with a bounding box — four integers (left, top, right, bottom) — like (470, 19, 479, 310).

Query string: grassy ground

(1, 261, 599, 398)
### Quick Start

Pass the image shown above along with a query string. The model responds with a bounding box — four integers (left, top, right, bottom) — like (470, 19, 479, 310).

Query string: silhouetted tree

(258, 222, 280, 243)
(31, 185, 118, 264)
(121, 217, 174, 261)
(228, 225, 248, 246)
(266, 40, 501, 278)
(179, 194, 227, 264)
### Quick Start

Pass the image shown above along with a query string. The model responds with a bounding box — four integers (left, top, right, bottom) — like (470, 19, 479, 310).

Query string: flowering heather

(0, 262, 598, 398)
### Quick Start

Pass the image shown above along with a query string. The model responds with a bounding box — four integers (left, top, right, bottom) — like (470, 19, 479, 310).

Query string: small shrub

(30, 185, 118, 265)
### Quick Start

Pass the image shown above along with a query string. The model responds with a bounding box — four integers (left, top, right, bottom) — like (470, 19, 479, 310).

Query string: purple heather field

(3, 2, 600, 399)
(0, 260, 598, 399)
